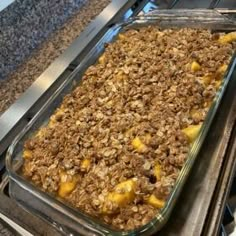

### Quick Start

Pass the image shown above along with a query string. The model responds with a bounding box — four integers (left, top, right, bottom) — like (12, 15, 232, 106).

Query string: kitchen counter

(0, 0, 110, 114)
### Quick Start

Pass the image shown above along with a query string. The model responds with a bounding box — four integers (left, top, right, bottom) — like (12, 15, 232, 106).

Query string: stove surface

(0, 0, 236, 236)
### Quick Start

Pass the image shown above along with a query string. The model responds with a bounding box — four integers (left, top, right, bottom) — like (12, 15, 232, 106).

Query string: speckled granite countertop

(0, 0, 111, 114)
(0, 0, 87, 80)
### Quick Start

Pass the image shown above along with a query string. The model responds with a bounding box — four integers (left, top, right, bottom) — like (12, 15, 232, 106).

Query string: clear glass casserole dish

(6, 9, 236, 236)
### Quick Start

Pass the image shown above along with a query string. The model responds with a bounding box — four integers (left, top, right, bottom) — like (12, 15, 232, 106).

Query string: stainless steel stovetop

(0, 0, 236, 235)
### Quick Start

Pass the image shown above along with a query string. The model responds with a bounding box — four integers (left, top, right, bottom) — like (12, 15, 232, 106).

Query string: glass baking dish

(6, 10, 236, 236)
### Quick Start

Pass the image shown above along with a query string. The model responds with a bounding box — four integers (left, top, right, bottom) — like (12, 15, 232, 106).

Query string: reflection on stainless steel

(0, 212, 32, 236)
(203, 123, 236, 235)
(218, 9, 236, 13)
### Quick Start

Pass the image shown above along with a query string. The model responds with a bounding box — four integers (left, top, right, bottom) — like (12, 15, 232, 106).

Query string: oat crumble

(22, 26, 235, 230)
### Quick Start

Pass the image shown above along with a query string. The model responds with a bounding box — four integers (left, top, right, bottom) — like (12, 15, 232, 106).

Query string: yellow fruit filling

(182, 124, 202, 143)
(102, 179, 136, 214)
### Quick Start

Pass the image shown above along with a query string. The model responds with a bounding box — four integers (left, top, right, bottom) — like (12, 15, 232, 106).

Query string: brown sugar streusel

(22, 27, 235, 230)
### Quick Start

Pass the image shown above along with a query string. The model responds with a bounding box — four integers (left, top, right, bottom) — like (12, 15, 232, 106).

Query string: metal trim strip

(0, 0, 15, 12)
